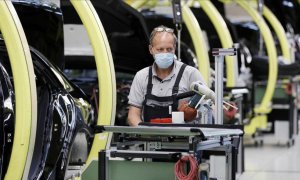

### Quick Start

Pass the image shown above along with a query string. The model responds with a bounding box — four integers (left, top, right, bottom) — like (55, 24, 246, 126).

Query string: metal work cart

(82, 124, 243, 180)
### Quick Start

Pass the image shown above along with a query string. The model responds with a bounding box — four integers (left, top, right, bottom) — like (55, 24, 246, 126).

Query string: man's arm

(128, 105, 142, 126)
(127, 69, 147, 126)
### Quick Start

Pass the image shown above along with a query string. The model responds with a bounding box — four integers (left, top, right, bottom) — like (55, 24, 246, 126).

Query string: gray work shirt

(128, 60, 205, 108)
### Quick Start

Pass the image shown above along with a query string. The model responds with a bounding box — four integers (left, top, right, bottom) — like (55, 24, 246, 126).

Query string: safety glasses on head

(154, 27, 174, 33)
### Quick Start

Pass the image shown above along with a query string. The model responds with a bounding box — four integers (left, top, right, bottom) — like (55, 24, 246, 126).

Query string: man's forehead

(152, 32, 175, 45)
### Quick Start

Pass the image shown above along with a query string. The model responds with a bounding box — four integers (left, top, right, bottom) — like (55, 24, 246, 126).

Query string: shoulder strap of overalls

(172, 63, 187, 94)
(146, 66, 153, 95)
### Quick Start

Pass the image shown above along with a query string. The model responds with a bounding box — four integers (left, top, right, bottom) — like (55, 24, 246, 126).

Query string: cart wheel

(254, 141, 259, 147)
(124, 157, 133, 161)
(259, 140, 264, 146)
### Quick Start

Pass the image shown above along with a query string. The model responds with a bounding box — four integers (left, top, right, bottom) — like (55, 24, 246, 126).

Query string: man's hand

(224, 102, 238, 124)
(178, 101, 197, 122)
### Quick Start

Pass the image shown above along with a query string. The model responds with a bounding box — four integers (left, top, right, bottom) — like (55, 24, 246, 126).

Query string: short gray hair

(149, 25, 177, 46)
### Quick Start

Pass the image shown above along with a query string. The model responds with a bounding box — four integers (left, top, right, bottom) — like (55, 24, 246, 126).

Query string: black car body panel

(0, 39, 94, 180)
(0, 1, 94, 179)
(0, 61, 14, 179)
(13, 0, 64, 70)
(265, 0, 300, 33)
(0, 40, 94, 180)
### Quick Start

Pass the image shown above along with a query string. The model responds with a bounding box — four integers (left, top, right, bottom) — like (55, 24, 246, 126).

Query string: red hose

(174, 155, 199, 180)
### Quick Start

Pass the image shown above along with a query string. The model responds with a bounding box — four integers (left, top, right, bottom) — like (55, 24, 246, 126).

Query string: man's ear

(149, 45, 153, 55)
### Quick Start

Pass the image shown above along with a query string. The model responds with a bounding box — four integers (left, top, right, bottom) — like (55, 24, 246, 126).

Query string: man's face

(149, 32, 175, 55)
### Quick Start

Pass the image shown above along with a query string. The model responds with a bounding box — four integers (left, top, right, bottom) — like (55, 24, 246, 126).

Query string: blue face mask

(154, 53, 174, 69)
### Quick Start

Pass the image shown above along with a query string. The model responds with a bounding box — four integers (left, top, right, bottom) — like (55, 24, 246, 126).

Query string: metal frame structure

(212, 48, 237, 124)
(195, 0, 238, 87)
(95, 125, 243, 180)
(182, 4, 210, 85)
(222, 0, 278, 116)
(221, 0, 278, 136)
(261, 4, 292, 62)
(69, 0, 117, 168)
(0, 2, 37, 180)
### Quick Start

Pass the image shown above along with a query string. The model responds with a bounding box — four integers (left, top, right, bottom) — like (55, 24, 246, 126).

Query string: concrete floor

(238, 134, 300, 180)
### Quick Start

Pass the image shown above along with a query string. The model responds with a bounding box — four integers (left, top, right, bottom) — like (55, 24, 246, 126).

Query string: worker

(127, 25, 206, 126)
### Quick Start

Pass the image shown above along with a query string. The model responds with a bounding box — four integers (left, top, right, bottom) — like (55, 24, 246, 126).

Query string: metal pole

(212, 48, 237, 125)
(215, 55, 224, 124)
(177, 27, 181, 61)
(99, 150, 107, 180)
(172, 0, 182, 61)
(257, 0, 264, 56)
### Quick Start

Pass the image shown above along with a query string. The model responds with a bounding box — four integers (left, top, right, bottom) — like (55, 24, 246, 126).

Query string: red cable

(174, 155, 199, 180)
